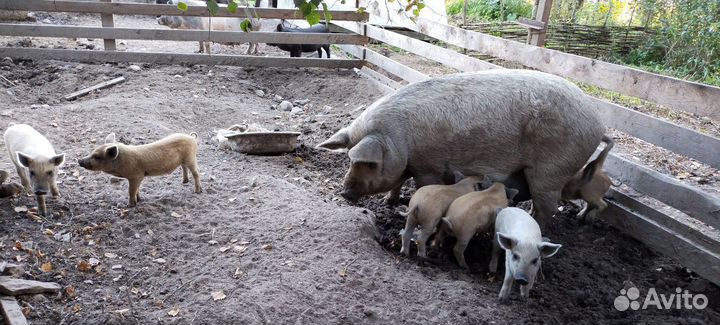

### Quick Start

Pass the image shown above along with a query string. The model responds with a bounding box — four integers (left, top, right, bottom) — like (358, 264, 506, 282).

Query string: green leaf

(356, 6, 366, 14)
(241, 18, 252, 32)
(321, 3, 332, 23)
(306, 10, 321, 26)
(177, 2, 188, 12)
(340, 0, 346, 4)
(207, 0, 219, 16)
(227, 1, 238, 13)
(299, 2, 313, 16)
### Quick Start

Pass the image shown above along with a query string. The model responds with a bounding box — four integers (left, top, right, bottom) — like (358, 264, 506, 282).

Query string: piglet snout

(514, 276, 529, 286)
(340, 189, 360, 203)
(34, 189, 47, 196)
(78, 159, 87, 168)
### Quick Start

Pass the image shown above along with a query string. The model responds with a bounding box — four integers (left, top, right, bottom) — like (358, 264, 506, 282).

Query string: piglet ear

(505, 188, 519, 203)
(16, 152, 32, 168)
(106, 146, 119, 159)
(50, 153, 65, 167)
(496, 232, 517, 251)
(538, 242, 562, 258)
(452, 170, 465, 184)
(104, 133, 116, 144)
(316, 128, 349, 151)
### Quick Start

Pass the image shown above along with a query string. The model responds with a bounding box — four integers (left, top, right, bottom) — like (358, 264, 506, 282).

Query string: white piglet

(4, 123, 65, 216)
(490, 207, 561, 301)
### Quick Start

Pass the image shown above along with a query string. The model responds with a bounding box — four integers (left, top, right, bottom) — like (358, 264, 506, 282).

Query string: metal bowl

(223, 131, 301, 155)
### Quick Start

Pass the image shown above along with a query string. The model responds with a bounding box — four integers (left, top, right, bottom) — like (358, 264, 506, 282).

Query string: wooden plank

(601, 200, 720, 286)
(607, 188, 720, 253)
(356, 66, 403, 92)
(516, 17, 545, 30)
(100, 0, 115, 51)
(0, 24, 369, 45)
(595, 99, 720, 169)
(334, 21, 500, 73)
(0, 296, 28, 325)
(0, 47, 365, 70)
(353, 67, 395, 95)
(414, 18, 720, 120)
(527, 0, 553, 46)
(0, 277, 62, 296)
(336, 44, 430, 84)
(64, 76, 126, 101)
(0, 0, 369, 21)
(604, 152, 720, 230)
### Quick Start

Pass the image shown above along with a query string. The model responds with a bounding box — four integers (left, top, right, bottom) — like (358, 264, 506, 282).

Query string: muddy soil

(0, 13, 719, 325)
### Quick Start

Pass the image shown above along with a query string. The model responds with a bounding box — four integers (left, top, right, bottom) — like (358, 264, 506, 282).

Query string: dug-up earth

(0, 13, 718, 325)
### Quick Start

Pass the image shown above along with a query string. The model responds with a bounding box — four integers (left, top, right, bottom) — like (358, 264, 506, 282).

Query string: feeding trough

(216, 124, 301, 155)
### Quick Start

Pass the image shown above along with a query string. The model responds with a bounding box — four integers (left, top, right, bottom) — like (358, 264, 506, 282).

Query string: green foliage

(621, 1, 720, 86)
(176, 1, 188, 12)
(446, 0, 532, 22)
(206, 0, 220, 15)
(240, 18, 252, 32)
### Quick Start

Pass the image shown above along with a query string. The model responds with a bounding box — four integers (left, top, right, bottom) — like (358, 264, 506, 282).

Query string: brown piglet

(78, 133, 202, 207)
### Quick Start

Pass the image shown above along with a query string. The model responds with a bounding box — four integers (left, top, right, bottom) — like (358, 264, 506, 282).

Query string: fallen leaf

(113, 275, 123, 282)
(262, 244, 273, 251)
(14, 206, 28, 213)
(89, 257, 100, 266)
(232, 245, 247, 253)
(168, 307, 180, 317)
(153, 258, 166, 264)
(104, 252, 118, 259)
(219, 246, 231, 253)
(40, 262, 53, 273)
(171, 212, 181, 218)
(21, 305, 31, 316)
(207, 240, 218, 245)
(72, 304, 81, 313)
(111, 264, 123, 270)
(77, 260, 91, 272)
(228, 197, 237, 202)
(338, 269, 347, 278)
(49, 122, 58, 128)
(65, 286, 77, 298)
(44, 229, 55, 236)
(211, 291, 226, 301)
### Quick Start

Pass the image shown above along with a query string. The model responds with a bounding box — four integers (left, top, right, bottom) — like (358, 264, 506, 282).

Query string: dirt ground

(0, 13, 719, 325)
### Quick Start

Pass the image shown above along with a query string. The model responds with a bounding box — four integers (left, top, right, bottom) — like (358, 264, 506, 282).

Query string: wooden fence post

(100, 0, 115, 51)
(527, 0, 553, 46)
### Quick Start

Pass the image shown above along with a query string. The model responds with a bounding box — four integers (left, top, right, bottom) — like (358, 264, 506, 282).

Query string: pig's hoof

(383, 196, 399, 206)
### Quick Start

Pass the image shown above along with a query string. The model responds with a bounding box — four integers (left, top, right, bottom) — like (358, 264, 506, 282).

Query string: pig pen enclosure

(0, 1, 719, 324)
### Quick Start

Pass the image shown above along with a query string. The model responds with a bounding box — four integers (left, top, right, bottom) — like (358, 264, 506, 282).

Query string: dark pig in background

(268, 24, 331, 58)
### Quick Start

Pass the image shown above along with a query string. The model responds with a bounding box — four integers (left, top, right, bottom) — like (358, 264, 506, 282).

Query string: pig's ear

(348, 137, 382, 165)
(441, 217, 453, 231)
(496, 232, 517, 251)
(480, 175, 494, 189)
(452, 170, 465, 184)
(16, 152, 32, 168)
(538, 242, 562, 258)
(316, 128, 349, 150)
(106, 146, 119, 160)
(505, 188, 519, 202)
(104, 133, 117, 144)
(50, 154, 65, 167)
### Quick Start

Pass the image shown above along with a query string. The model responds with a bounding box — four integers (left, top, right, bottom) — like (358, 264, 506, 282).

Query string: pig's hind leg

(181, 166, 190, 184)
(186, 161, 203, 193)
(323, 45, 330, 58)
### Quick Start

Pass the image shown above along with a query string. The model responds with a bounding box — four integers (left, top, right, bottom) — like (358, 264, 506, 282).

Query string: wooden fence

(0, 0, 369, 69)
(461, 22, 651, 59)
(0, 0, 719, 288)
(333, 19, 720, 286)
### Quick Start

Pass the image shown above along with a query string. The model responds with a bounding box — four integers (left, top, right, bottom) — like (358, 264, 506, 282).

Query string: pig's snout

(34, 188, 48, 196)
(514, 275, 529, 286)
(78, 159, 88, 169)
(340, 188, 360, 203)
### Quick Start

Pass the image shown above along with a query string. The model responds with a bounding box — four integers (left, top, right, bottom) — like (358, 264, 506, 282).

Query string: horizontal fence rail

(0, 24, 369, 45)
(413, 18, 720, 121)
(0, 47, 365, 69)
(0, 0, 369, 21)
